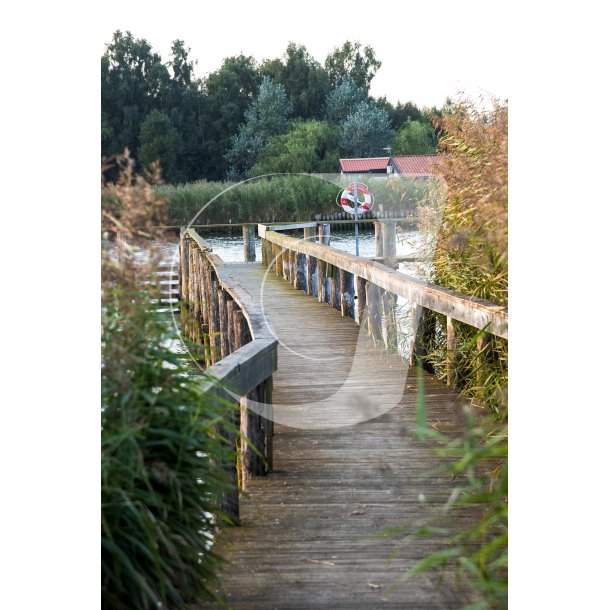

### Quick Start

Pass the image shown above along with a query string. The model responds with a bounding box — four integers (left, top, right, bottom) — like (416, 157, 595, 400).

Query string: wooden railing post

(329, 265, 338, 309)
(226, 299, 237, 353)
(289, 249, 296, 286)
(218, 288, 230, 359)
(216, 395, 239, 525)
(179, 229, 189, 301)
(356, 277, 367, 325)
(304, 227, 316, 296)
(412, 306, 435, 372)
(446, 316, 456, 386)
(274, 243, 282, 276)
(317, 224, 330, 303)
(476, 331, 491, 387)
(340, 269, 355, 319)
(282, 248, 290, 281)
(262, 376, 273, 472)
(243, 225, 255, 262)
(365, 282, 383, 343)
(204, 260, 221, 363)
(296, 252, 306, 291)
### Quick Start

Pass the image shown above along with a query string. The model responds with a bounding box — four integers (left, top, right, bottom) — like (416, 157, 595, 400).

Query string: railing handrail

(186, 228, 273, 342)
(183, 228, 278, 396)
(259, 223, 507, 339)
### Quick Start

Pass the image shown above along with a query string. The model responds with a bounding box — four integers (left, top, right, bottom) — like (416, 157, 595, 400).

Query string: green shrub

(102, 154, 236, 609)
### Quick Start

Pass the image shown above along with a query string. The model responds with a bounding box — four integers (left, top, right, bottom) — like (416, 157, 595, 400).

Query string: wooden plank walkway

(199, 264, 476, 609)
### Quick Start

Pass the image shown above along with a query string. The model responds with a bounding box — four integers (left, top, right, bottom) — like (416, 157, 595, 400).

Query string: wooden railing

(259, 220, 507, 382)
(179, 227, 277, 524)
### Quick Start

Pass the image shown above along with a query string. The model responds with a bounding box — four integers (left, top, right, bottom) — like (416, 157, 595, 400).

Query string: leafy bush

(101, 154, 236, 609)
(159, 175, 340, 225)
(399, 97, 508, 609)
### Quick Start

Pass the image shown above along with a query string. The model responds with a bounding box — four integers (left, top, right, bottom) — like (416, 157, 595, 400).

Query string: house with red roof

(339, 157, 390, 174)
(339, 154, 438, 177)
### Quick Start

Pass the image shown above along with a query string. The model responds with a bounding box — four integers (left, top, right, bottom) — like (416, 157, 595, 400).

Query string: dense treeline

(102, 32, 440, 183)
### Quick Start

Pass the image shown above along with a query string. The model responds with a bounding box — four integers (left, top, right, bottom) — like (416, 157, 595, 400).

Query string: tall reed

(101, 153, 236, 609)
(395, 97, 508, 609)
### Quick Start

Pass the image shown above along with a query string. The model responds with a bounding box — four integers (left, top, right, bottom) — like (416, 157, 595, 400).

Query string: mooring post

(243, 225, 255, 262)
(381, 221, 397, 269)
(374, 220, 383, 259)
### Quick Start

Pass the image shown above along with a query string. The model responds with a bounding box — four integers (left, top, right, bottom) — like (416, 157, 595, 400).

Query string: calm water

(168, 229, 431, 280)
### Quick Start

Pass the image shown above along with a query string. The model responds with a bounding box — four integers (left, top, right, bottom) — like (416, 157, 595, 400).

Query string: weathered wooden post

(179, 229, 189, 301)
(381, 221, 397, 269)
(446, 316, 456, 386)
(339, 270, 355, 319)
(329, 264, 338, 309)
(243, 225, 255, 262)
(411, 305, 435, 372)
(204, 261, 221, 363)
(374, 221, 383, 259)
(226, 299, 237, 352)
(304, 226, 316, 296)
(262, 376, 273, 472)
(216, 392, 240, 525)
(289, 249, 296, 286)
(218, 288, 230, 359)
(476, 331, 491, 387)
(317, 224, 330, 303)
(261, 237, 267, 267)
(382, 220, 398, 350)
(366, 282, 383, 343)
(296, 252, 306, 291)
(274, 244, 282, 276)
(282, 247, 290, 281)
(356, 277, 367, 325)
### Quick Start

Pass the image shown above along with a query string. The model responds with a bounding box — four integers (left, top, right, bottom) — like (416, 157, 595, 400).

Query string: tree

(339, 101, 394, 157)
(202, 55, 261, 179)
(323, 75, 367, 124)
(225, 76, 293, 177)
(261, 43, 331, 119)
(393, 118, 437, 154)
(250, 119, 340, 175)
(324, 41, 381, 92)
(138, 110, 183, 182)
(101, 31, 170, 158)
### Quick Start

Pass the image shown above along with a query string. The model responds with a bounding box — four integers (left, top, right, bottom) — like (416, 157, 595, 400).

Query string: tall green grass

(101, 290, 236, 609)
(158, 174, 439, 225)
(102, 154, 237, 609)
(395, 98, 508, 609)
(158, 176, 338, 225)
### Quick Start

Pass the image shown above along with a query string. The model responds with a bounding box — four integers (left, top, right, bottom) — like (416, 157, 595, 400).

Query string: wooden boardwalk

(198, 264, 476, 610)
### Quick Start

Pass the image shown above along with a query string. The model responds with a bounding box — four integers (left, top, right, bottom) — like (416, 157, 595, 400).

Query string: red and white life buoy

(337, 183, 374, 215)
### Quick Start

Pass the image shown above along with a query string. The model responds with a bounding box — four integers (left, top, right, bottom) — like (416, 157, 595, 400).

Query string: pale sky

(98, 0, 508, 109)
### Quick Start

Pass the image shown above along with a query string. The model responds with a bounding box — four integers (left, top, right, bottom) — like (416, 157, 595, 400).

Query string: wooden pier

(178, 223, 508, 609)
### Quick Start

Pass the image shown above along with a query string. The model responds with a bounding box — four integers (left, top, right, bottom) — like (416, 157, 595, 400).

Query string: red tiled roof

(391, 154, 438, 175)
(340, 157, 390, 172)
